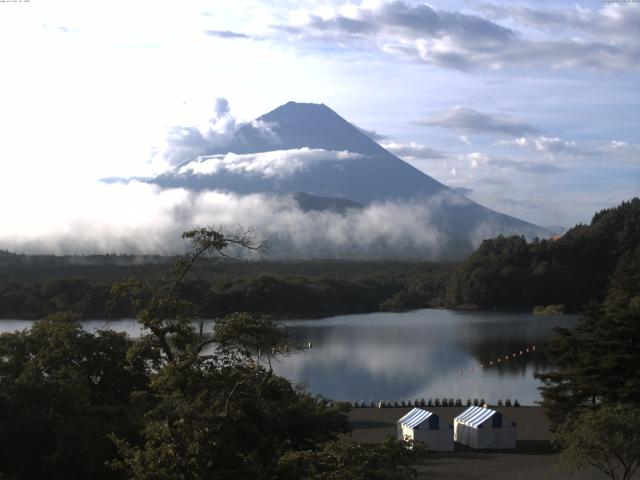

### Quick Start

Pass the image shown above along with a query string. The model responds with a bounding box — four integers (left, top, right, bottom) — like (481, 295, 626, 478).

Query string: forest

(445, 198, 640, 310)
(0, 258, 451, 320)
(0, 198, 638, 320)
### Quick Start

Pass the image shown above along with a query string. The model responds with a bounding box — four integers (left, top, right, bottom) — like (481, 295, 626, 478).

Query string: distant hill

(151, 101, 547, 258)
(445, 198, 640, 310)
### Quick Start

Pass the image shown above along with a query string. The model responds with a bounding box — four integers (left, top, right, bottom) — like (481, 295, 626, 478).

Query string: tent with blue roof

(397, 408, 453, 451)
(453, 406, 516, 449)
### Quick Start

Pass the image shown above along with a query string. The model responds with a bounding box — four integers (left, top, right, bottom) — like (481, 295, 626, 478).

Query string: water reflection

(0, 310, 576, 404)
(274, 310, 577, 404)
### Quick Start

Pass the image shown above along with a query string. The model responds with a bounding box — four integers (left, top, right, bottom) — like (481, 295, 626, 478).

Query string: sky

(0, 0, 638, 253)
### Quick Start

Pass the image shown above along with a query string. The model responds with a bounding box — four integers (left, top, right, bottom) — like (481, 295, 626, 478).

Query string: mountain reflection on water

(274, 309, 577, 405)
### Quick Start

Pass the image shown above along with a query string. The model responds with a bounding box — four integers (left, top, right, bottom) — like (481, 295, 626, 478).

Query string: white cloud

(598, 140, 640, 164)
(497, 136, 640, 165)
(271, 1, 640, 71)
(460, 151, 561, 174)
(153, 98, 239, 166)
(465, 152, 490, 169)
(177, 148, 363, 178)
(498, 136, 579, 154)
(0, 180, 452, 259)
(381, 141, 445, 160)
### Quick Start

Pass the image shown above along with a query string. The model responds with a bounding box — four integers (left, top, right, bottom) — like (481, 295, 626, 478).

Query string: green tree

(0, 312, 148, 480)
(557, 405, 640, 480)
(110, 226, 422, 479)
(277, 435, 428, 480)
(536, 248, 640, 429)
(213, 312, 286, 372)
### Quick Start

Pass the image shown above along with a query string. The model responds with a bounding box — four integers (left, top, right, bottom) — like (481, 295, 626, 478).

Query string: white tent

(397, 408, 454, 452)
(453, 406, 516, 449)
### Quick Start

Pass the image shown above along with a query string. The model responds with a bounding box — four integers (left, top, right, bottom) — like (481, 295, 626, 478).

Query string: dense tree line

(2, 198, 638, 320)
(535, 240, 640, 479)
(445, 198, 640, 310)
(0, 264, 451, 320)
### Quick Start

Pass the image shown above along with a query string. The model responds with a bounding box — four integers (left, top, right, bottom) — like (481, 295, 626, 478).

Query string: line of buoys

(350, 397, 522, 408)
(457, 345, 537, 375)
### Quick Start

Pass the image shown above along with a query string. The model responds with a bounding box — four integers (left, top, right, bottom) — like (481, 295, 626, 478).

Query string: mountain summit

(236, 101, 390, 156)
(151, 101, 547, 257)
(154, 101, 449, 203)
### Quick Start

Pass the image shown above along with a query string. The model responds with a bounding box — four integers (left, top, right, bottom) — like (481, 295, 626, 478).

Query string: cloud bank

(177, 148, 362, 178)
(0, 181, 454, 259)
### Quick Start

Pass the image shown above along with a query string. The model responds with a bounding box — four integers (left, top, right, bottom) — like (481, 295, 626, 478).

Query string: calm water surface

(1, 309, 577, 404)
(276, 309, 577, 405)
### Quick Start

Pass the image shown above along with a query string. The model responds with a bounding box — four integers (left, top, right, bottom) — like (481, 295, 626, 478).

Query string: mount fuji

(150, 101, 547, 258)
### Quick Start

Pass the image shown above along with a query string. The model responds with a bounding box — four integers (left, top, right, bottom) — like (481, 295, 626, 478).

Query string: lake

(0, 309, 577, 404)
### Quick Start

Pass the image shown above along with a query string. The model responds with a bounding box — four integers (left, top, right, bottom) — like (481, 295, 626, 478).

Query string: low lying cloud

(177, 148, 363, 178)
(419, 107, 538, 137)
(0, 181, 457, 259)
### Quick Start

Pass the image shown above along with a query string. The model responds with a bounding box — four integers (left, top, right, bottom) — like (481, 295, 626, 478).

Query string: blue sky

(0, 0, 638, 252)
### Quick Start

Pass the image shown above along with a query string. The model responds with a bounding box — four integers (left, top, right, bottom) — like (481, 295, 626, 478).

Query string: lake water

(1, 309, 577, 404)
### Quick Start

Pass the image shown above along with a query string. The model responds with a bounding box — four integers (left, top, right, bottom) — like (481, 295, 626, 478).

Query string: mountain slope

(151, 101, 548, 255)
(154, 102, 452, 203)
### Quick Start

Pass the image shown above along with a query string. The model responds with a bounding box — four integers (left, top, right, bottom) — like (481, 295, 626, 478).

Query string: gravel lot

(349, 407, 630, 480)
